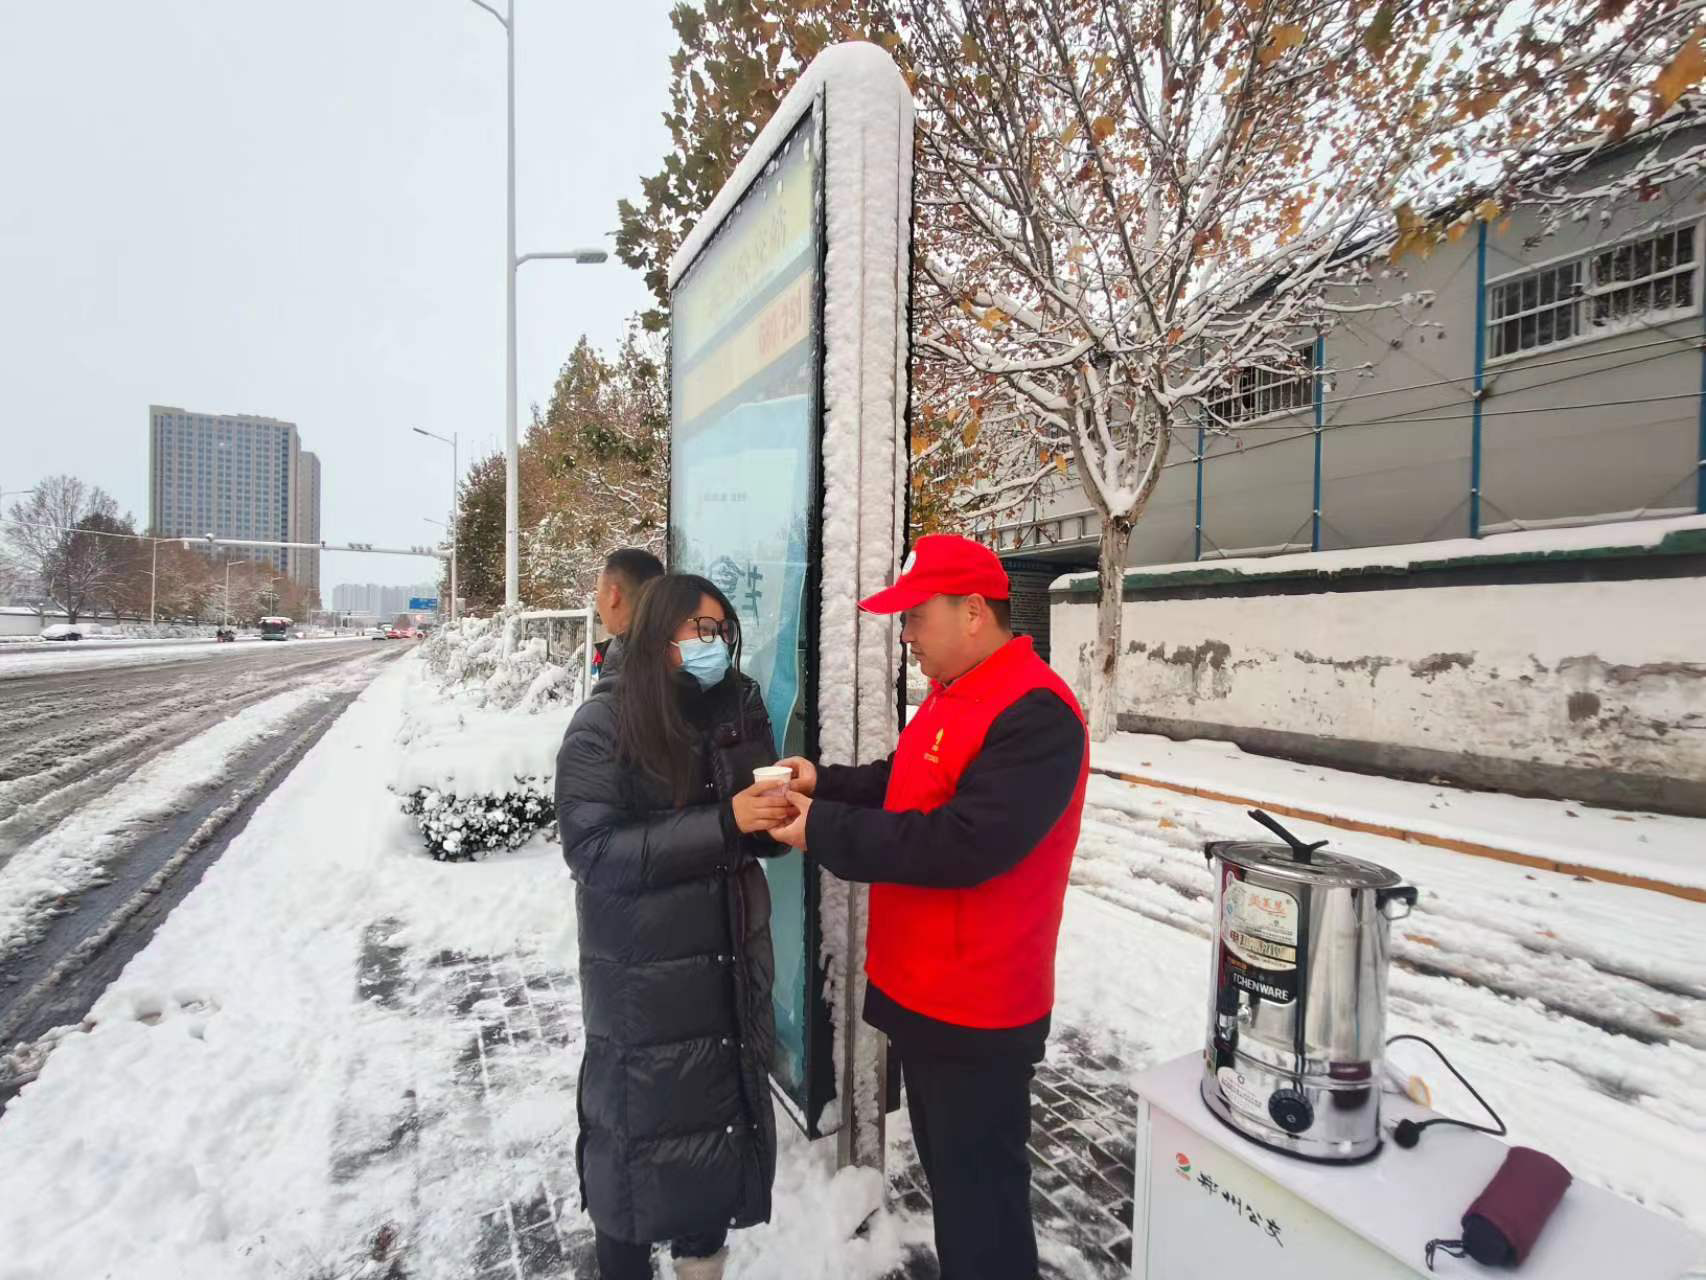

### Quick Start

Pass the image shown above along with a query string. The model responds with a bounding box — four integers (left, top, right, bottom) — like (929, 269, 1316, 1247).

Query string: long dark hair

(614, 572, 740, 805)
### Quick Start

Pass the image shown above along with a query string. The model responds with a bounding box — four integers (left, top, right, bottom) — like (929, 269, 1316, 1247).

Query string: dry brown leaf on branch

(1463, 86, 1506, 119)
(1653, 28, 1706, 115)
(1259, 25, 1305, 66)
(1091, 115, 1117, 141)
(1388, 201, 1433, 263)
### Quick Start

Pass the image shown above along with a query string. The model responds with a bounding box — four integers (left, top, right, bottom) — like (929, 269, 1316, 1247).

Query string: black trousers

(903, 1052, 1039, 1280)
(594, 1229, 727, 1280)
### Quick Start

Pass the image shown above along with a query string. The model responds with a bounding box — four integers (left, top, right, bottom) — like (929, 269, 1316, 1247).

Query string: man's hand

(731, 782, 793, 835)
(775, 756, 818, 796)
(770, 790, 812, 850)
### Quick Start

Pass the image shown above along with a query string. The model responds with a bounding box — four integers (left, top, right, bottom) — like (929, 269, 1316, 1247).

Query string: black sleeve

(555, 702, 730, 890)
(815, 755, 894, 808)
(806, 689, 1085, 889)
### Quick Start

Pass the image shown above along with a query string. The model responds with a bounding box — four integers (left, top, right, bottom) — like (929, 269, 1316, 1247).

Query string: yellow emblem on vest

(924, 727, 944, 764)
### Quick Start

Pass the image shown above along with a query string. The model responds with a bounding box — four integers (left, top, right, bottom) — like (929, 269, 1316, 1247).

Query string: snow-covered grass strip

(1093, 732, 1706, 892)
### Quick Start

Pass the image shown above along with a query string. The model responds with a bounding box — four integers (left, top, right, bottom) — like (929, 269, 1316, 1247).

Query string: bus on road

(259, 616, 292, 641)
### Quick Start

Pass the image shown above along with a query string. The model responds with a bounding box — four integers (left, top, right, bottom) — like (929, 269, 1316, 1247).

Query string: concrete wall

(1049, 545, 1706, 815)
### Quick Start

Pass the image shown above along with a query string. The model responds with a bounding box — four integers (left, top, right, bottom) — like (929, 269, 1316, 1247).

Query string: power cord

(1386, 1033, 1508, 1149)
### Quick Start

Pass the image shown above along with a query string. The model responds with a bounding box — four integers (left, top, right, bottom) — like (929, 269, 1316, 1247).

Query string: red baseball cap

(859, 534, 1011, 614)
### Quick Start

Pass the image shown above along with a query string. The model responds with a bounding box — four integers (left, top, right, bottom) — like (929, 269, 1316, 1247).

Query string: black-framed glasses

(686, 616, 739, 645)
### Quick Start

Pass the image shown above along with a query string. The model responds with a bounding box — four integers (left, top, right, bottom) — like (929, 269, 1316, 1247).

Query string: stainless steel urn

(1200, 811, 1417, 1163)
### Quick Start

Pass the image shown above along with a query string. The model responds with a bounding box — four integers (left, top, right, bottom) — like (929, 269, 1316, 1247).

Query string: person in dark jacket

(591, 546, 663, 681)
(555, 573, 789, 1280)
(769, 535, 1088, 1280)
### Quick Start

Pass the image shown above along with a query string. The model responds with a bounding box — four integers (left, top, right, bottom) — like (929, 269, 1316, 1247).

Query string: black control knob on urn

(1268, 1089, 1315, 1134)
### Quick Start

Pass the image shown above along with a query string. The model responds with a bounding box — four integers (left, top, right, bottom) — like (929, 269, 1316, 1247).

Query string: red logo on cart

(1175, 1152, 1192, 1179)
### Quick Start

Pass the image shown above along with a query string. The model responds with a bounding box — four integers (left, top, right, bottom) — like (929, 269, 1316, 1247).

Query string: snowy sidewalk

(1, 654, 1702, 1279)
(1093, 732, 1706, 897)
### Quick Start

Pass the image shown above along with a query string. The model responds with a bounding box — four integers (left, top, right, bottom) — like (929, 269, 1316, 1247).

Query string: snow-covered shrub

(398, 784, 555, 862)
(390, 666, 575, 862)
(416, 610, 584, 712)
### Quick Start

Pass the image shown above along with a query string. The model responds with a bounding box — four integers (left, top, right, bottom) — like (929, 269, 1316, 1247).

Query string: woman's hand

(775, 756, 818, 796)
(770, 791, 811, 851)
(731, 782, 794, 835)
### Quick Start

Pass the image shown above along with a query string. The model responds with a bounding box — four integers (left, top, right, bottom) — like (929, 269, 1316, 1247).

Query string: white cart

(1130, 1052, 1705, 1279)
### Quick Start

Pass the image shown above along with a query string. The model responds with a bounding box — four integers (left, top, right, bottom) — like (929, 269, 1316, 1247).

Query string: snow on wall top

(667, 42, 911, 291)
(1049, 514, 1706, 593)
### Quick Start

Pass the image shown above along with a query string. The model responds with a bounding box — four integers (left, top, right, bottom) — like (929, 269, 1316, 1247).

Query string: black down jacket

(554, 669, 780, 1245)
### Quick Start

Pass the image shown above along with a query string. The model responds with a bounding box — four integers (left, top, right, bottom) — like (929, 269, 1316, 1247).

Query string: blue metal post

(1471, 220, 1488, 537)
(1312, 332, 1325, 551)
(1698, 310, 1706, 513)
(1194, 425, 1205, 560)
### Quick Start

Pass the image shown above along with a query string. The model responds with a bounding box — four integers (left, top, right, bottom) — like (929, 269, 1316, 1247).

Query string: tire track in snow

(0, 652, 395, 965)
(0, 646, 392, 858)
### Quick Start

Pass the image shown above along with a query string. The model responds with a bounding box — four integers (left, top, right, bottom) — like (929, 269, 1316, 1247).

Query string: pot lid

(1209, 840, 1403, 890)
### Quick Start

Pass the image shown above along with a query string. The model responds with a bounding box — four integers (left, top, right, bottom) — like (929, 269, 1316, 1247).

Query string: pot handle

(1378, 885, 1419, 921)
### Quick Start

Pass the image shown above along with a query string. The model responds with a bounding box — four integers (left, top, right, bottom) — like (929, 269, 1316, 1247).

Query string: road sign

(409, 597, 439, 611)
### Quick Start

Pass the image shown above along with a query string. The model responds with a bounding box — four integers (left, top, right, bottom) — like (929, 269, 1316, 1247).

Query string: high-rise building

(293, 451, 322, 598)
(147, 406, 322, 587)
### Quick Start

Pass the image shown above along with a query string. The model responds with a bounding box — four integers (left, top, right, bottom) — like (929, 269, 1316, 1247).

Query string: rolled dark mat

(1427, 1147, 1573, 1270)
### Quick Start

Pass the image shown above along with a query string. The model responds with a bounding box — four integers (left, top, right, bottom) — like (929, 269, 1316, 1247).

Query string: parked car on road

(216, 628, 237, 642)
(39, 624, 83, 641)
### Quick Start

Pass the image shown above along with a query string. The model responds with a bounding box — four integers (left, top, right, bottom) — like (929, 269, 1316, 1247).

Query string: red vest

(866, 636, 1089, 1029)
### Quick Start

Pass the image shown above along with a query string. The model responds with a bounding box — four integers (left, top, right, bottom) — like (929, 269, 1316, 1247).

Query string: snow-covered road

(0, 641, 404, 1052)
(0, 632, 391, 679)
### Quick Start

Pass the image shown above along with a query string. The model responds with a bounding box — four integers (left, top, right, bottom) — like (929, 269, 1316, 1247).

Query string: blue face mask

(675, 635, 732, 689)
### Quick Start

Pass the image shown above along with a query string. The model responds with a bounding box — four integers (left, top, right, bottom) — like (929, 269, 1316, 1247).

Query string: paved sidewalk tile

(883, 1040, 1138, 1280)
(332, 925, 1139, 1279)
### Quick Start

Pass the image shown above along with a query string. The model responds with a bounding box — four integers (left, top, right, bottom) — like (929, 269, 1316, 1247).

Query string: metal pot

(1200, 810, 1417, 1163)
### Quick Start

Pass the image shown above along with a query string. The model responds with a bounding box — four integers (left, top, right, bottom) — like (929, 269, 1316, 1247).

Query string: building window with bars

(1202, 343, 1317, 426)
(1487, 221, 1700, 361)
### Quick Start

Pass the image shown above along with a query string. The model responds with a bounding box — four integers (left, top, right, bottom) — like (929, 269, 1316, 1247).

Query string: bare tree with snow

(4, 476, 125, 624)
(902, 0, 1658, 739)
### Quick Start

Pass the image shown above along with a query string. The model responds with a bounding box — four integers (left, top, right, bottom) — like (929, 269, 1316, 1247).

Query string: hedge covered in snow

(395, 610, 587, 861)
(416, 610, 584, 712)
(397, 784, 555, 862)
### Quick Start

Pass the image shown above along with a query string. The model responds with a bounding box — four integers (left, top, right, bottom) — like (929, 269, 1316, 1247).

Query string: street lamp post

(412, 428, 460, 621)
(224, 559, 254, 628)
(459, 0, 607, 609)
(421, 516, 456, 624)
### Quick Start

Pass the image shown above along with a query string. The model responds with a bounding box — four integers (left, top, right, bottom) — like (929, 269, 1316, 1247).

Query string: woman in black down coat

(555, 573, 788, 1280)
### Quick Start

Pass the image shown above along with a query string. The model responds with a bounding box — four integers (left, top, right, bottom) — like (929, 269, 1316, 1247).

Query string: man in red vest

(771, 534, 1089, 1280)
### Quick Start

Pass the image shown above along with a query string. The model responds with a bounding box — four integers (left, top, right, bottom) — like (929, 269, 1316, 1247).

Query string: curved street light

(455, 0, 607, 608)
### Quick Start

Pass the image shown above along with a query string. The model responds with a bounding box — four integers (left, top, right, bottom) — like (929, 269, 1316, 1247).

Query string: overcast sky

(1, 0, 676, 590)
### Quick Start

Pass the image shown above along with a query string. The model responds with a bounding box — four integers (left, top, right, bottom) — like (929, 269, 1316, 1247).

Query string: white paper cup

(752, 765, 793, 794)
